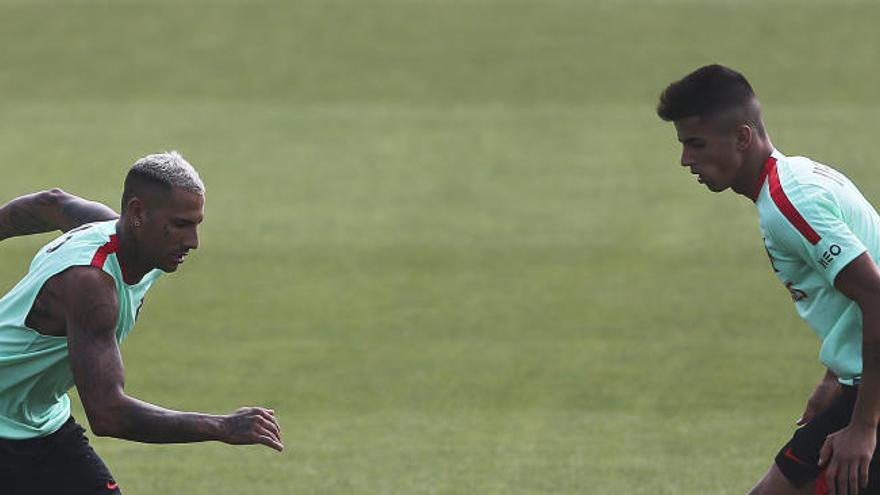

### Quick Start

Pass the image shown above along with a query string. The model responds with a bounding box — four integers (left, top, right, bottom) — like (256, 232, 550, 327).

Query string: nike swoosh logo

(784, 447, 809, 466)
(106, 481, 119, 490)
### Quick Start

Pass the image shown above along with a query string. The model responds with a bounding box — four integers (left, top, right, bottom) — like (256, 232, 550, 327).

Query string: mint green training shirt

(756, 150, 880, 384)
(0, 220, 161, 439)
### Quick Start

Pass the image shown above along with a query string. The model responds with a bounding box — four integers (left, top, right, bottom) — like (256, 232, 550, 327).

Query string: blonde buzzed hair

(121, 151, 205, 212)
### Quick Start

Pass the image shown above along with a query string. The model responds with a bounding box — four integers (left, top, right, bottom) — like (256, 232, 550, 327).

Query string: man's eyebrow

(678, 137, 701, 145)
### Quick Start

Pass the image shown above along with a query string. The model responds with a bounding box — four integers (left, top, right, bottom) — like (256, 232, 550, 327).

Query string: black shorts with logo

(775, 384, 880, 493)
(0, 416, 121, 495)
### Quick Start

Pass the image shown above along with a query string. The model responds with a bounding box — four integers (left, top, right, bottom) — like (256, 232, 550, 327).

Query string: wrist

(202, 414, 228, 442)
(849, 416, 879, 432)
(850, 403, 880, 430)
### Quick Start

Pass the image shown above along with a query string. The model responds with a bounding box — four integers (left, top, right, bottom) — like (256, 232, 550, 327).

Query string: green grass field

(1, 0, 880, 493)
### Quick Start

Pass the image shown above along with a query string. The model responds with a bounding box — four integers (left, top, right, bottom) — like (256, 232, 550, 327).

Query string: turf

(1, 0, 879, 493)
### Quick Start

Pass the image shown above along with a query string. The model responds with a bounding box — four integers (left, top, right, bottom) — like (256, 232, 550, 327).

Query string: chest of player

(114, 284, 148, 344)
(761, 233, 834, 302)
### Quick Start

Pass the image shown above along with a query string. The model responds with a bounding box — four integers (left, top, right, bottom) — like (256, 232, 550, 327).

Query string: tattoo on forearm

(0, 192, 118, 240)
(0, 194, 57, 239)
(5, 202, 53, 234)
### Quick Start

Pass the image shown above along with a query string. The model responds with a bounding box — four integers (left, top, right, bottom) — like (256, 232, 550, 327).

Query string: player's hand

(818, 423, 876, 495)
(797, 379, 842, 426)
(221, 407, 284, 452)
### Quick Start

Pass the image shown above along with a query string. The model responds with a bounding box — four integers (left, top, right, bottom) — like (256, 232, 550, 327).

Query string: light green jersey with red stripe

(756, 150, 880, 384)
(0, 220, 161, 439)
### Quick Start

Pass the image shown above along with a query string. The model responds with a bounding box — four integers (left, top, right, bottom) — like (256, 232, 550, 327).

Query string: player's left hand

(818, 423, 876, 495)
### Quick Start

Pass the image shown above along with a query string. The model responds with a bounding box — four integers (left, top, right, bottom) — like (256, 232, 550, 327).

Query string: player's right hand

(797, 379, 842, 426)
(221, 407, 284, 452)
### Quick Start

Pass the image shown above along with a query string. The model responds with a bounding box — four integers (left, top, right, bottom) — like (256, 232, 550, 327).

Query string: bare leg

(748, 464, 816, 495)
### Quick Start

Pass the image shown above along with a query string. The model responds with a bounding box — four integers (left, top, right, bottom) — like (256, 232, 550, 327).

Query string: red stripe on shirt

(753, 156, 774, 200)
(90, 235, 119, 269)
(767, 157, 822, 245)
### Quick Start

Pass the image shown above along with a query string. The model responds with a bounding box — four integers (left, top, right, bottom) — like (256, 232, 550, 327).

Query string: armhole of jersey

(16, 235, 119, 331)
(17, 263, 110, 335)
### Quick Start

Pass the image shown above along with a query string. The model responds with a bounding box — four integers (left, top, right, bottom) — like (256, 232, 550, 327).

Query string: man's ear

(126, 197, 146, 227)
(735, 124, 754, 151)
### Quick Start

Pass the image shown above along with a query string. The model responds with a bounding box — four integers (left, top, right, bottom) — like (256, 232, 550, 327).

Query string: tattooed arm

(0, 189, 118, 241)
(818, 252, 880, 493)
(62, 267, 283, 451)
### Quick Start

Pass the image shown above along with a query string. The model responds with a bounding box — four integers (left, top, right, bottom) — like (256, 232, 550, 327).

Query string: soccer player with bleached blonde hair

(0, 152, 282, 494)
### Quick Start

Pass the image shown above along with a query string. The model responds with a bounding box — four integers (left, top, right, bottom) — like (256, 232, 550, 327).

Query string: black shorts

(0, 416, 121, 495)
(775, 385, 880, 493)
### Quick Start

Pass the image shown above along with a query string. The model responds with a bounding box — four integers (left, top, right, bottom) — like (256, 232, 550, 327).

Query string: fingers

(861, 458, 870, 489)
(826, 465, 837, 495)
(819, 439, 832, 467)
(257, 416, 281, 438)
(258, 434, 284, 452)
(821, 440, 836, 495)
(240, 407, 280, 429)
(256, 408, 282, 435)
(235, 406, 284, 452)
(848, 462, 860, 495)
(254, 417, 282, 448)
(827, 460, 865, 495)
(837, 465, 846, 495)
(838, 461, 854, 495)
(252, 408, 282, 447)
(255, 424, 284, 452)
(797, 406, 815, 426)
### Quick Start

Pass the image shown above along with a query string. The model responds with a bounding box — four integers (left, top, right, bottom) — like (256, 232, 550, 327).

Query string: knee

(746, 472, 774, 495)
(746, 466, 806, 495)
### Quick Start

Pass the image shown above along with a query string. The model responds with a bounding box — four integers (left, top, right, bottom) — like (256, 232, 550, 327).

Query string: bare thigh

(748, 464, 815, 495)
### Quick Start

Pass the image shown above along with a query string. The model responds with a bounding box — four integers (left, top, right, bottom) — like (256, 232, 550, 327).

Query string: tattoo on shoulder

(75, 299, 119, 337)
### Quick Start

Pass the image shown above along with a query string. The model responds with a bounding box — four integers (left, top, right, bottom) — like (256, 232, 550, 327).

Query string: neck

(115, 218, 151, 284)
(731, 137, 775, 201)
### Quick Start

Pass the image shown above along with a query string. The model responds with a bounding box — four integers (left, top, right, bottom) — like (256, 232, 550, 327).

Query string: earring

(134, 220, 141, 227)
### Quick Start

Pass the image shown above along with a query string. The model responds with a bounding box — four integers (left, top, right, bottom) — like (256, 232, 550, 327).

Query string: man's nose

(681, 150, 694, 167)
(184, 229, 199, 250)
